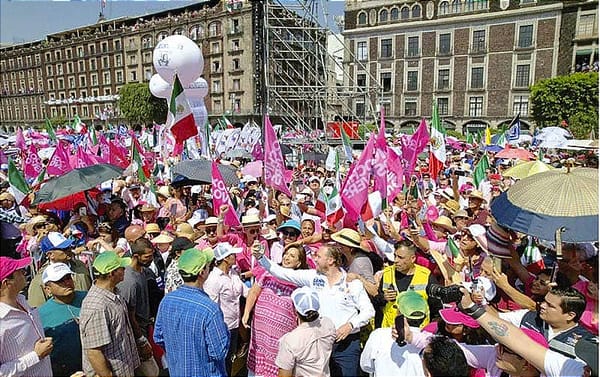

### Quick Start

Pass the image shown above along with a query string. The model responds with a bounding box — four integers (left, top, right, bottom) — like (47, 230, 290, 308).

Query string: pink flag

(95, 134, 110, 163)
(373, 107, 388, 202)
(263, 115, 291, 196)
(402, 118, 430, 184)
(47, 142, 72, 176)
(74, 146, 98, 168)
(211, 162, 241, 227)
(108, 141, 129, 169)
(23, 143, 43, 180)
(341, 135, 374, 222)
(251, 141, 263, 161)
(386, 148, 403, 202)
(15, 128, 26, 151)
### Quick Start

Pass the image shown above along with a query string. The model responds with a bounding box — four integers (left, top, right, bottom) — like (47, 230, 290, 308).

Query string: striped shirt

(79, 284, 140, 377)
(154, 285, 230, 377)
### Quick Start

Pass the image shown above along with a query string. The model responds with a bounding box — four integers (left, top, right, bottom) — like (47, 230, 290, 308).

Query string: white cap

(213, 242, 243, 261)
(467, 224, 486, 238)
(263, 214, 277, 224)
(42, 262, 74, 284)
(291, 286, 320, 316)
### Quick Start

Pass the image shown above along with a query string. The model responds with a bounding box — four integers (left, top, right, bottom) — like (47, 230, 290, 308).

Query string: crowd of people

(0, 138, 598, 377)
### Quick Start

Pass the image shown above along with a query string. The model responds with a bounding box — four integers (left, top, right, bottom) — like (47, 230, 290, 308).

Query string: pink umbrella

(495, 146, 536, 160)
(241, 160, 263, 178)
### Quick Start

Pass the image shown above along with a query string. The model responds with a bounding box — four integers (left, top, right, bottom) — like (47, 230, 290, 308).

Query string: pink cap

(440, 308, 480, 329)
(0, 256, 31, 281)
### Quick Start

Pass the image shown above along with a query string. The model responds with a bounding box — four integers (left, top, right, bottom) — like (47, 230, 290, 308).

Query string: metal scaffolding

(254, 0, 382, 146)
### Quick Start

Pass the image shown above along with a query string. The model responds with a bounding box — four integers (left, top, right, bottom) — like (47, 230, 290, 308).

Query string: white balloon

(153, 35, 204, 86)
(184, 77, 209, 99)
(149, 74, 172, 99)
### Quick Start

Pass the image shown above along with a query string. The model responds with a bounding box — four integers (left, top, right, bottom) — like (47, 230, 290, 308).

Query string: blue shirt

(153, 285, 230, 377)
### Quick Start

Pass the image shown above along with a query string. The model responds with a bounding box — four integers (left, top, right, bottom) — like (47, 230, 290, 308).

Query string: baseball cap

(0, 256, 31, 281)
(177, 248, 215, 276)
(439, 308, 480, 328)
(42, 263, 74, 284)
(93, 251, 131, 274)
(40, 232, 74, 253)
(277, 219, 301, 233)
(171, 237, 196, 253)
(291, 286, 320, 316)
(396, 290, 429, 320)
(213, 242, 243, 261)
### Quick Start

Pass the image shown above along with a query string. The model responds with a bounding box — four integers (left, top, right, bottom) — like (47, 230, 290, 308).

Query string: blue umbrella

(482, 144, 503, 153)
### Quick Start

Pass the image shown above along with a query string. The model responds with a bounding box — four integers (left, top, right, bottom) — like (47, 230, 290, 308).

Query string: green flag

(472, 154, 489, 188)
(447, 237, 461, 258)
(45, 118, 56, 142)
(90, 126, 98, 145)
(466, 131, 474, 144)
(340, 127, 353, 162)
(8, 159, 30, 204)
(131, 142, 148, 184)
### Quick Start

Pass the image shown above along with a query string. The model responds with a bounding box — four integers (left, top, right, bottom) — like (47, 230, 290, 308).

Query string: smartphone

(395, 315, 406, 347)
(170, 203, 178, 216)
(79, 207, 87, 216)
(454, 170, 466, 177)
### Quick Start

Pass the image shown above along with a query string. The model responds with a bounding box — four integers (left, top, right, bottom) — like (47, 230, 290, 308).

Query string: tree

(530, 72, 598, 139)
(118, 83, 168, 125)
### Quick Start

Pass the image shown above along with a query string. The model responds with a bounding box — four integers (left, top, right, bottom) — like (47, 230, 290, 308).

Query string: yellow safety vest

(381, 264, 430, 328)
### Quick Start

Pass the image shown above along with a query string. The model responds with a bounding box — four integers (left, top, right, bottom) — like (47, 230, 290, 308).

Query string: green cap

(178, 247, 215, 275)
(93, 251, 131, 274)
(396, 290, 429, 320)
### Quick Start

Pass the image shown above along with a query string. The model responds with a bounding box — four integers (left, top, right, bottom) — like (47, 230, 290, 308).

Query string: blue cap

(40, 232, 74, 253)
(277, 219, 301, 232)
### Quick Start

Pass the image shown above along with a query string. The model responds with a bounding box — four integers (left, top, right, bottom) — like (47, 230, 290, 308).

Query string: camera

(426, 284, 463, 304)
(454, 169, 466, 177)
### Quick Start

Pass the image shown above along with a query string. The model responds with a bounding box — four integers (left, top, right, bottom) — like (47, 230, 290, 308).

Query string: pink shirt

(573, 280, 599, 335)
(203, 267, 249, 330)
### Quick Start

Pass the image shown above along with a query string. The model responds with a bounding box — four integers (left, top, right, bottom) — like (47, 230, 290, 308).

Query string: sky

(0, 0, 345, 44)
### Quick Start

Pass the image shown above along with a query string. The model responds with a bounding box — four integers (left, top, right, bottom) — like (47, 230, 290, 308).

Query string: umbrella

(502, 160, 554, 180)
(33, 164, 124, 205)
(538, 133, 568, 149)
(171, 159, 239, 186)
(225, 149, 252, 159)
(280, 144, 293, 155)
(482, 145, 503, 153)
(537, 126, 572, 140)
(241, 160, 263, 178)
(301, 151, 327, 162)
(495, 147, 536, 160)
(491, 167, 598, 242)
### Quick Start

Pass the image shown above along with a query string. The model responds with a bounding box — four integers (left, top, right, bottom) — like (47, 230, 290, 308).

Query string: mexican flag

(340, 126, 353, 162)
(221, 115, 234, 129)
(169, 74, 197, 146)
(472, 154, 489, 188)
(131, 139, 149, 184)
(428, 102, 446, 180)
(316, 151, 344, 225)
(8, 159, 30, 204)
(72, 115, 86, 134)
(45, 118, 56, 142)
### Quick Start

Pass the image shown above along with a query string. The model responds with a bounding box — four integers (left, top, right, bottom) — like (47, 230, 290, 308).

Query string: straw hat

(452, 209, 470, 219)
(431, 216, 456, 233)
(140, 204, 157, 212)
(145, 223, 160, 234)
(331, 228, 368, 251)
(468, 190, 486, 202)
(241, 214, 261, 226)
(25, 215, 47, 235)
(151, 233, 175, 244)
(156, 186, 171, 198)
(176, 223, 195, 239)
(442, 200, 460, 215)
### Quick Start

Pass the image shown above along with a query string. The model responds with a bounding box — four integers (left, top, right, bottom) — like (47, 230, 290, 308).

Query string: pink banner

(15, 128, 26, 151)
(263, 115, 291, 196)
(23, 143, 43, 180)
(47, 142, 72, 176)
(386, 148, 403, 202)
(95, 134, 110, 163)
(373, 107, 388, 201)
(341, 135, 374, 222)
(211, 162, 241, 227)
(74, 146, 98, 168)
(402, 118, 430, 183)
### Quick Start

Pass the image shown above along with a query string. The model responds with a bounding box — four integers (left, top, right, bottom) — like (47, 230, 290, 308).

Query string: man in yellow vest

(377, 240, 441, 328)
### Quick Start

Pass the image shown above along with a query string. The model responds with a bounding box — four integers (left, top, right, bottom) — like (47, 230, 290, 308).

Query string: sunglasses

(246, 228, 260, 235)
(281, 230, 300, 237)
(34, 223, 48, 230)
(206, 227, 217, 234)
(268, 220, 277, 226)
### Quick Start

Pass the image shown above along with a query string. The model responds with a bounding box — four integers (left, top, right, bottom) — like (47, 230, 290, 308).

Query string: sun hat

(0, 256, 31, 281)
(574, 336, 599, 377)
(177, 247, 215, 275)
(291, 286, 320, 316)
(263, 214, 277, 224)
(468, 190, 486, 202)
(0, 192, 14, 202)
(145, 223, 161, 234)
(42, 263, 74, 284)
(431, 216, 456, 234)
(242, 175, 258, 184)
(241, 214, 261, 226)
(442, 200, 460, 215)
(331, 228, 367, 251)
(277, 219, 302, 233)
(171, 237, 196, 253)
(176, 223, 195, 239)
(440, 308, 480, 328)
(156, 186, 171, 198)
(205, 217, 219, 226)
(453, 209, 470, 219)
(93, 251, 131, 274)
(213, 242, 243, 261)
(308, 176, 321, 183)
(40, 232, 74, 254)
(485, 222, 512, 258)
(24, 215, 47, 235)
(188, 214, 205, 228)
(396, 290, 429, 320)
(140, 204, 157, 212)
(151, 233, 175, 244)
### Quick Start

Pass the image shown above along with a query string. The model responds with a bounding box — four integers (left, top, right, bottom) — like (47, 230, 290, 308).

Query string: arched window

(465, 0, 475, 11)
(390, 7, 399, 20)
(157, 31, 168, 41)
(357, 11, 367, 25)
(439, 1, 450, 15)
(189, 25, 203, 40)
(208, 21, 221, 37)
(452, 0, 461, 13)
(173, 28, 184, 36)
(142, 34, 153, 49)
(412, 4, 421, 18)
(400, 6, 410, 19)
(379, 9, 388, 23)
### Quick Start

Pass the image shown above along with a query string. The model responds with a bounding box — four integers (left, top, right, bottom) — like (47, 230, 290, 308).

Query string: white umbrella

(538, 133, 568, 148)
(536, 126, 572, 140)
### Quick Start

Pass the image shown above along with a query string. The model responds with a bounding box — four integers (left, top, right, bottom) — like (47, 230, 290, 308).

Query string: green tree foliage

(118, 83, 168, 125)
(530, 72, 598, 139)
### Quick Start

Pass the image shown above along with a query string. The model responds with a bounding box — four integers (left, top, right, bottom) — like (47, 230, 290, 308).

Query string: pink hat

(0, 256, 31, 281)
(439, 308, 480, 328)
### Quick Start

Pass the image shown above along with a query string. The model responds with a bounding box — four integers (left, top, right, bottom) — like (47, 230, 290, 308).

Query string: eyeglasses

(34, 223, 48, 230)
(281, 230, 299, 238)
(246, 228, 260, 235)
(206, 227, 217, 234)
(268, 220, 277, 226)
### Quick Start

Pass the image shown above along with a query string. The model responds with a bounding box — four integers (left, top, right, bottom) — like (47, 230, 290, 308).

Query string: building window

(515, 64, 530, 87)
(437, 98, 449, 116)
(513, 95, 529, 116)
(439, 33, 451, 55)
(130, 71, 137, 81)
(189, 25, 202, 40)
(47, 66, 53, 75)
(174, 28, 184, 36)
(577, 14, 596, 37)
(212, 60, 221, 73)
(438, 69, 450, 90)
(379, 9, 388, 23)
(357, 41, 368, 61)
(407, 36, 420, 57)
(104, 72, 111, 85)
(380, 72, 392, 92)
(405, 101, 417, 116)
(209, 21, 221, 37)
(116, 71, 123, 83)
(213, 99, 222, 112)
(232, 79, 240, 91)
(101, 42, 108, 53)
(77, 47, 84, 58)
(380, 39, 393, 58)
(469, 96, 483, 117)
(213, 80, 221, 93)
(472, 30, 486, 52)
(157, 32, 168, 41)
(518, 25, 534, 48)
(142, 35, 153, 48)
(400, 6, 410, 19)
(412, 4, 421, 18)
(48, 79, 54, 90)
(356, 73, 366, 90)
(476, 0, 489, 9)
(232, 39, 240, 51)
(465, 0, 475, 11)
(114, 40, 121, 51)
(390, 8, 399, 20)
(129, 55, 136, 65)
(451, 0, 461, 13)
(439, 1, 450, 15)
(471, 67, 484, 89)
(356, 102, 365, 117)
(211, 42, 220, 54)
(357, 12, 367, 25)
(68, 77, 75, 88)
(407, 71, 418, 91)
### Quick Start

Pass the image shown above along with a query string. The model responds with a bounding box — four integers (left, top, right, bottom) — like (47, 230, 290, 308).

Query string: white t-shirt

(544, 349, 585, 377)
(360, 327, 426, 377)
